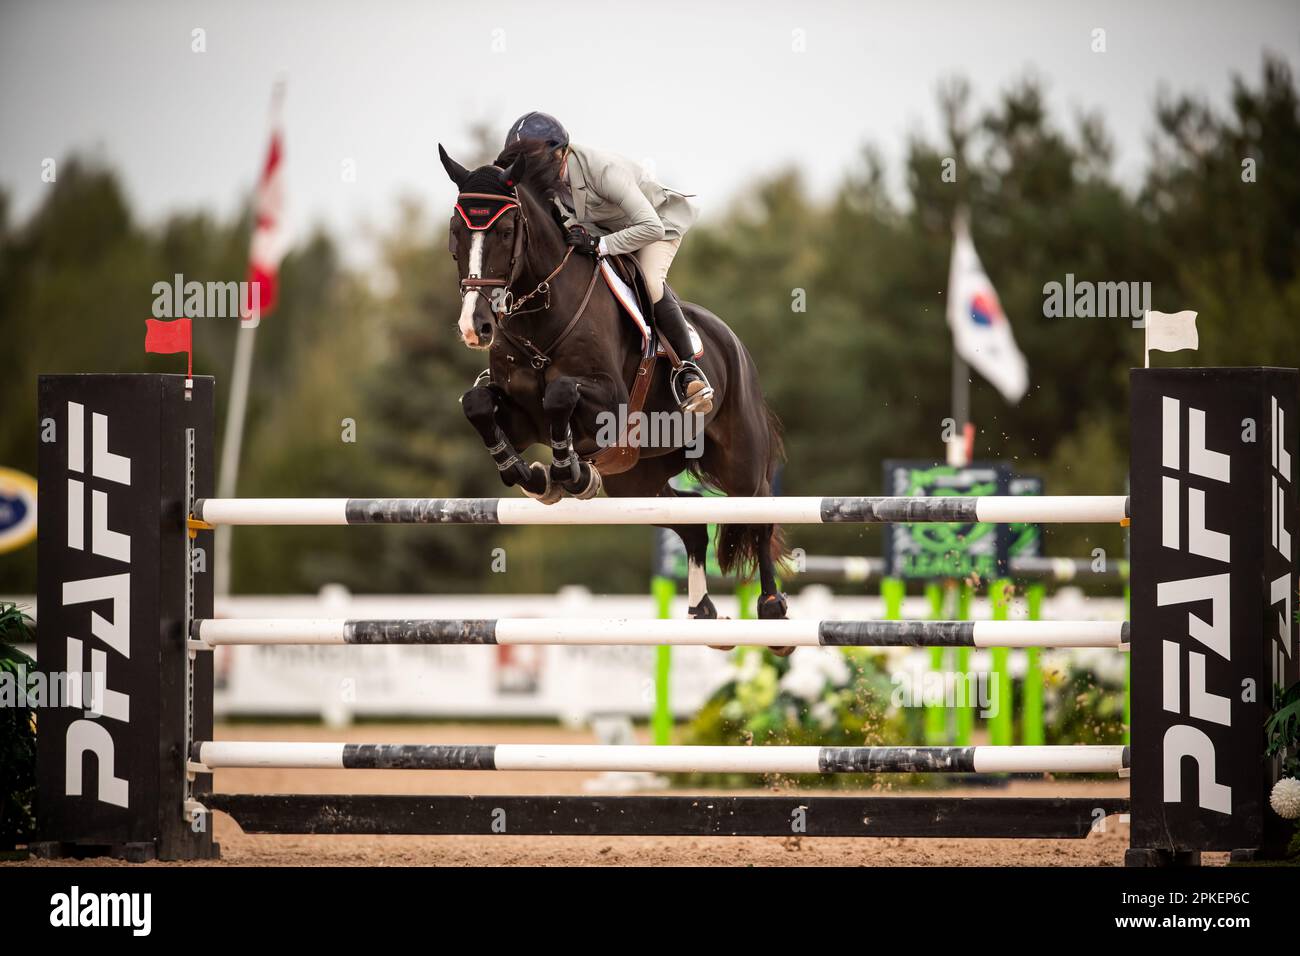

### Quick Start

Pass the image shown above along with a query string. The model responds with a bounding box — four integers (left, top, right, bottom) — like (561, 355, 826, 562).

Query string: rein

(455, 188, 602, 371)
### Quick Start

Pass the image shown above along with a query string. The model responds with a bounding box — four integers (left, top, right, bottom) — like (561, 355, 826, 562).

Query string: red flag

(145, 318, 193, 376)
(242, 91, 286, 328)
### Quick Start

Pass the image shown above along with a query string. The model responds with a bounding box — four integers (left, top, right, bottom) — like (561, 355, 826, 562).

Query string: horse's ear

(439, 144, 470, 189)
(501, 152, 527, 190)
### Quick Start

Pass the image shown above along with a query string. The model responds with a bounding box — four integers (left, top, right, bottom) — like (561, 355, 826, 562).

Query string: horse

(439, 143, 790, 626)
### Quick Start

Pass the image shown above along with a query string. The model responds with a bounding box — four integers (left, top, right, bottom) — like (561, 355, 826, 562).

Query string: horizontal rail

(791, 555, 1130, 583)
(192, 618, 1129, 649)
(190, 495, 1130, 526)
(193, 742, 1131, 775)
(205, 793, 1131, 839)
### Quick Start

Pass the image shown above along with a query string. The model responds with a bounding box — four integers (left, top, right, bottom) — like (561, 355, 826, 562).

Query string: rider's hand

(565, 225, 602, 257)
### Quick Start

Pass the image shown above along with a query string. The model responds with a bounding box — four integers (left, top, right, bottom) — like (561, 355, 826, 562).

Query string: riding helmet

(505, 111, 570, 151)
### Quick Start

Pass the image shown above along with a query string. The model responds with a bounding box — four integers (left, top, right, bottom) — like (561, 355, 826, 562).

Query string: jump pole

(189, 494, 1130, 526)
(190, 617, 1129, 648)
(190, 742, 1130, 775)
(32, 370, 1298, 863)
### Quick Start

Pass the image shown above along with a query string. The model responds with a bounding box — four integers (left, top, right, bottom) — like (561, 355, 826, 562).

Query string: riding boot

(653, 290, 714, 415)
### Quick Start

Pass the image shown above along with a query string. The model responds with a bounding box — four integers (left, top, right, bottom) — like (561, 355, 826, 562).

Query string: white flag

(1144, 310, 1198, 366)
(946, 218, 1028, 403)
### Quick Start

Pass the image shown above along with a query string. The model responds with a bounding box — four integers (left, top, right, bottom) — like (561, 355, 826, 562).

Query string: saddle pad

(599, 259, 703, 359)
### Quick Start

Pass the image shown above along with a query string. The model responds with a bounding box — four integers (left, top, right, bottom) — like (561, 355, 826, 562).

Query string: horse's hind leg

(665, 491, 718, 621)
(756, 523, 789, 620)
(601, 454, 723, 630)
(461, 384, 551, 498)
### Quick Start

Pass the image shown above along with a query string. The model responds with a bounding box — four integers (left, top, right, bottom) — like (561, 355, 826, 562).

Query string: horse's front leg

(461, 384, 555, 501)
(543, 376, 603, 499)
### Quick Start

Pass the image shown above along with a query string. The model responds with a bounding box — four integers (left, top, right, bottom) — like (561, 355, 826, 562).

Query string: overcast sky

(2, 0, 1297, 261)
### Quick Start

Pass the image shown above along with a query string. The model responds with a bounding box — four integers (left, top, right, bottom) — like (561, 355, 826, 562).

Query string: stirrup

(671, 362, 715, 415)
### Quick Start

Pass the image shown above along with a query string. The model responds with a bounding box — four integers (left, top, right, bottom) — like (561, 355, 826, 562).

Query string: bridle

(453, 186, 600, 370)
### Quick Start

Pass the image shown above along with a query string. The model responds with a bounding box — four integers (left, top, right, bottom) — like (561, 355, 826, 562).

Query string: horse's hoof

(521, 462, 563, 505)
(758, 591, 789, 620)
(689, 594, 718, 620)
(699, 600, 733, 650)
(568, 465, 603, 500)
(758, 592, 793, 655)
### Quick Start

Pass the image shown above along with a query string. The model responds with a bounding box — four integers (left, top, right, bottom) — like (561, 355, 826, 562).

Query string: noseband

(454, 190, 573, 318)
(453, 187, 596, 370)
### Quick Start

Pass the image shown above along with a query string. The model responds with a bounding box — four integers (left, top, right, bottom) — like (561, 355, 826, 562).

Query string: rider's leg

(637, 239, 714, 415)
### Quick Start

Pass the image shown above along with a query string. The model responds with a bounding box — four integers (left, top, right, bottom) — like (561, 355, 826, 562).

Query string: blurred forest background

(3, 57, 1298, 596)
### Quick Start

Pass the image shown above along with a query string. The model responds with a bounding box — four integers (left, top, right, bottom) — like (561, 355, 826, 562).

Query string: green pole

(924, 581, 947, 745)
(1023, 583, 1046, 746)
(881, 576, 905, 620)
(735, 579, 760, 620)
(988, 578, 1013, 747)
(955, 581, 974, 745)
(651, 575, 676, 745)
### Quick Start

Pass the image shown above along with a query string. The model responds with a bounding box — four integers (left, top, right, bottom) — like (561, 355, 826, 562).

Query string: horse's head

(440, 144, 528, 350)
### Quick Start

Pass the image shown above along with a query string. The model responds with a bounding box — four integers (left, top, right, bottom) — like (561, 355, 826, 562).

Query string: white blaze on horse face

(458, 232, 486, 347)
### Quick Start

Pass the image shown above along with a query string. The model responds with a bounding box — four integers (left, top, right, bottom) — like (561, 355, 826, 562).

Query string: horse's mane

(494, 139, 564, 203)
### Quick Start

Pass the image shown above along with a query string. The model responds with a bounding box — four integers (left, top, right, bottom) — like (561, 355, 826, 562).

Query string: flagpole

(214, 322, 256, 598)
(951, 351, 970, 466)
(215, 77, 285, 600)
(949, 206, 972, 467)
(1144, 310, 1150, 368)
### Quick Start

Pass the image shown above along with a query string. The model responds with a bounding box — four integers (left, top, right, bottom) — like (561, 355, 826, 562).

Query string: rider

(504, 111, 714, 415)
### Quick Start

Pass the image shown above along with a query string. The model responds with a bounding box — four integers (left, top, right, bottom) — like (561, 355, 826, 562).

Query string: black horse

(440, 143, 789, 625)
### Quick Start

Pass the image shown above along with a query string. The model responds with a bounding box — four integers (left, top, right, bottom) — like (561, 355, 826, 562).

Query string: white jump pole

(192, 742, 1131, 775)
(192, 617, 1128, 649)
(191, 494, 1130, 526)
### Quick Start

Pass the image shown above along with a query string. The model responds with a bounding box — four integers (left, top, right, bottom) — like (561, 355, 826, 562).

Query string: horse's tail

(704, 401, 790, 578)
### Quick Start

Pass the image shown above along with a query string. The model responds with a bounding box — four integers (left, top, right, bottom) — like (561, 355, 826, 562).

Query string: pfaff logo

(1268, 395, 1294, 683)
(1156, 395, 1233, 813)
(60, 400, 132, 808)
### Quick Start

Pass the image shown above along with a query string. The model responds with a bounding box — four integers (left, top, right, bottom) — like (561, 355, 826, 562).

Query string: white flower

(781, 654, 827, 701)
(1269, 777, 1300, 819)
(810, 699, 837, 729)
(778, 648, 851, 701)
(734, 650, 764, 683)
(816, 648, 851, 687)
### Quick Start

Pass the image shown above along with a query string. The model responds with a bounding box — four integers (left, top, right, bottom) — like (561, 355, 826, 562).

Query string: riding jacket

(558, 144, 699, 258)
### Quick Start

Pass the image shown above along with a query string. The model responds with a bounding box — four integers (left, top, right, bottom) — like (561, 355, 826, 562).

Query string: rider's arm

(594, 163, 666, 257)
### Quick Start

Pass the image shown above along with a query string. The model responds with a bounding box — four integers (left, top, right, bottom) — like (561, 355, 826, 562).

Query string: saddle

(584, 252, 660, 476)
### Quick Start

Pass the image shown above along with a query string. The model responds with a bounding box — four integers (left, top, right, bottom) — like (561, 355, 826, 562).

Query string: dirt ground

(14, 721, 1227, 867)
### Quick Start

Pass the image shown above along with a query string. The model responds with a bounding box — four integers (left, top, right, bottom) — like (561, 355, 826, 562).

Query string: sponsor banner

(1130, 368, 1298, 855)
(37, 375, 214, 858)
(882, 461, 1011, 580)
